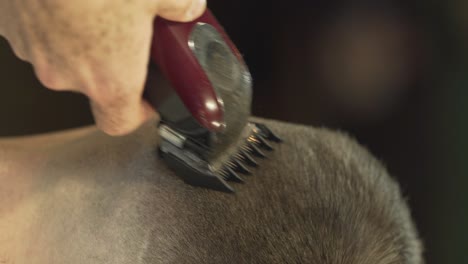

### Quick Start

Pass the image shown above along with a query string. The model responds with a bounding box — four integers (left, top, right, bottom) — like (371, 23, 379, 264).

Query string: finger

(155, 0, 206, 22)
(90, 92, 151, 136)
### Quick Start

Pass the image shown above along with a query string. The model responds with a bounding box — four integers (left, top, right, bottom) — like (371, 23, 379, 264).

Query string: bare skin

(0, 118, 423, 264)
(0, 0, 206, 135)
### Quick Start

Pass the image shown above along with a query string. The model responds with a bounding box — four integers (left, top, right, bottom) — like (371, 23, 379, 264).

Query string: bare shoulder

(5, 118, 423, 264)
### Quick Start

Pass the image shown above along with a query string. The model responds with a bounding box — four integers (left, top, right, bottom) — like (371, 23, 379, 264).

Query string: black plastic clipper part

(158, 122, 282, 193)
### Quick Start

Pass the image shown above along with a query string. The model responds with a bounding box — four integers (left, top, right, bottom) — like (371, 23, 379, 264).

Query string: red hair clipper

(144, 9, 281, 192)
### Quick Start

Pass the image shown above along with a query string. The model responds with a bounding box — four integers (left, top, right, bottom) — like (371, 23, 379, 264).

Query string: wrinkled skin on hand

(0, 0, 206, 135)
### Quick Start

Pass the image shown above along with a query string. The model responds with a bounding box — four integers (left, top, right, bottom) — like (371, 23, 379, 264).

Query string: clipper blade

(158, 122, 282, 193)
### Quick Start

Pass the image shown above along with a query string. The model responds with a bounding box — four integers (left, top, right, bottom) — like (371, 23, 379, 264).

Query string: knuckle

(34, 64, 68, 91)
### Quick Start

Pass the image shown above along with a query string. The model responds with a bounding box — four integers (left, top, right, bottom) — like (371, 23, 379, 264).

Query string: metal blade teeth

(226, 167, 244, 182)
(219, 169, 229, 180)
(214, 123, 282, 191)
(219, 165, 244, 183)
(240, 142, 266, 159)
(248, 143, 266, 158)
(254, 123, 283, 143)
(232, 160, 252, 174)
(253, 135, 274, 151)
(239, 150, 258, 167)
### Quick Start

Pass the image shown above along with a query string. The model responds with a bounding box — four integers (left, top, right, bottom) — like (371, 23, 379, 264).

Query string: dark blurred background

(0, 0, 466, 262)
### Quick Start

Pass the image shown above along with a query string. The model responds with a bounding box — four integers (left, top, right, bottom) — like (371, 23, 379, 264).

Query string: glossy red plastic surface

(150, 9, 244, 132)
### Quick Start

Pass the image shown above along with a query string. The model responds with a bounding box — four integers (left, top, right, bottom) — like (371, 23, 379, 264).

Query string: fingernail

(186, 0, 206, 20)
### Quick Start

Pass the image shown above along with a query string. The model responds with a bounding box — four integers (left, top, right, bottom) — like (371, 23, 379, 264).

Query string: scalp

(30, 118, 423, 264)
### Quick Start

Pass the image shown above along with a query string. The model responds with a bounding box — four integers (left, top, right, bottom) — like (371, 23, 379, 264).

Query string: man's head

(28, 119, 423, 263)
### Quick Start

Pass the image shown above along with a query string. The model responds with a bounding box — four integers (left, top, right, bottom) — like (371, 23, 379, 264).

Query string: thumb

(90, 93, 155, 136)
(155, 0, 206, 22)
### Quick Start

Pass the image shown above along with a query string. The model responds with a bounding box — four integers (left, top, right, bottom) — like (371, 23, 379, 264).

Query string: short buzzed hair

(140, 120, 424, 263)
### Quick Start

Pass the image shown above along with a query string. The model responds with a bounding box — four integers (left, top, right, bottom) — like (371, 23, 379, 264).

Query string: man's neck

(0, 123, 161, 264)
(0, 126, 104, 263)
(0, 144, 41, 262)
